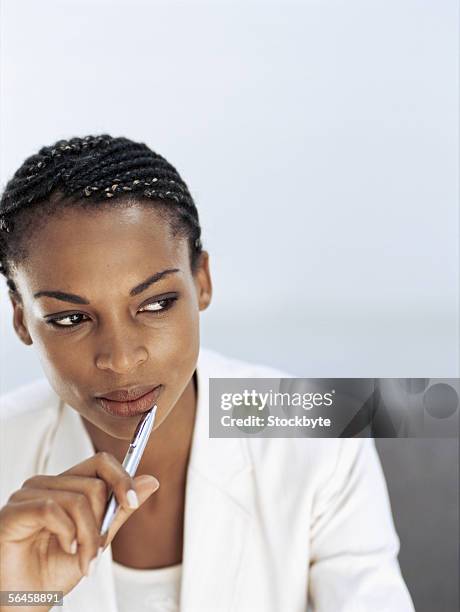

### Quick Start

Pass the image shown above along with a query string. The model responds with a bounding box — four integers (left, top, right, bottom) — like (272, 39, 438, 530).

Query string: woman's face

(9, 203, 212, 440)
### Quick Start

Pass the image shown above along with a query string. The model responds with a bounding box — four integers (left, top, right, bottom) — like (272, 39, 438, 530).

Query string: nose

(95, 323, 148, 374)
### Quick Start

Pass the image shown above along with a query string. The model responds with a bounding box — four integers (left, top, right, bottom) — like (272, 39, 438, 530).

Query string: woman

(0, 135, 415, 611)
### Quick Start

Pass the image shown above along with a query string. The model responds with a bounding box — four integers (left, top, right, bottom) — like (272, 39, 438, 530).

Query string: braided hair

(0, 135, 203, 295)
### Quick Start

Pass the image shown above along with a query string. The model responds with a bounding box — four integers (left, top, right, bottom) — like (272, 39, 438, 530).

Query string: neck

(81, 371, 198, 486)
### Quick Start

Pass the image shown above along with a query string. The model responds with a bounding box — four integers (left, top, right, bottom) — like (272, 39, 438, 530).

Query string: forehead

(16, 204, 189, 293)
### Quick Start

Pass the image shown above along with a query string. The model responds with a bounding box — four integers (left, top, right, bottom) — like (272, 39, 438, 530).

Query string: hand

(0, 452, 160, 609)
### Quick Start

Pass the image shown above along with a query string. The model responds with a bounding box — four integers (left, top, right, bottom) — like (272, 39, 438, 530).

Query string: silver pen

(99, 404, 158, 537)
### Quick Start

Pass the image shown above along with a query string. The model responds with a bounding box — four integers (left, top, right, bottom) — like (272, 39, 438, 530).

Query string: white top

(112, 561, 182, 612)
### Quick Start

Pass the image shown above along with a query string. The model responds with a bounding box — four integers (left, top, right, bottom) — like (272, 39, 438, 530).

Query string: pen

(99, 404, 158, 537)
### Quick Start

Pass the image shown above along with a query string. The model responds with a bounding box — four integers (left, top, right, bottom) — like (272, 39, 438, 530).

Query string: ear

(194, 251, 212, 312)
(9, 292, 33, 345)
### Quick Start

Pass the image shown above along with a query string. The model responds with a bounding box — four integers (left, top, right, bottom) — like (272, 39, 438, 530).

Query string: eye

(45, 295, 178, 329)
(139, 296, 178, 315)
(46, 312, 90, 327)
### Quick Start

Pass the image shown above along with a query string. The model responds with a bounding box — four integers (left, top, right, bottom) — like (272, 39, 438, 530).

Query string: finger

(101, 475, 160, 549)
(9, 488, 100, 575)
(60, 452, 139, 511)
(22, 474, 108, 528)
(0, 499, 76, 558)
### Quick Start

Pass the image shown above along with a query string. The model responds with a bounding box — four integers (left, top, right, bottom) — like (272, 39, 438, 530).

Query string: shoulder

(198, 348, 380, 497)
(0, 379, 61, 503)
(199, 347, 347, 483)
(198, 346, 293, 379)
(0, 378, 60, 423)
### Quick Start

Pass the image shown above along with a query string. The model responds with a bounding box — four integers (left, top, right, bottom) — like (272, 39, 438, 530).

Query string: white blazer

(0, 347, 415, 612)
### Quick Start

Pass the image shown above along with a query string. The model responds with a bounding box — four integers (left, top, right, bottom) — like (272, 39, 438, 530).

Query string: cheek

(27, 324, 92, 403)
(149, 306, 200, 384)
(33, 338, 85, 397)
(31, 331, 73, 377)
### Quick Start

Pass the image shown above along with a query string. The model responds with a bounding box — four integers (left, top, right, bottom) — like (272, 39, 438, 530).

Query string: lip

(96, 385, 163, 418)
(96, 384, 160, 402)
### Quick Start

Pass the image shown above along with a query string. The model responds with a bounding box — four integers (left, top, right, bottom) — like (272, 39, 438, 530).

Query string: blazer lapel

(180, 350, 254, 611)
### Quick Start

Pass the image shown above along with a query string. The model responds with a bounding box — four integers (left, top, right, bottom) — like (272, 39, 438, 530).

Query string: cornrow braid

(0, 135, 203, 294)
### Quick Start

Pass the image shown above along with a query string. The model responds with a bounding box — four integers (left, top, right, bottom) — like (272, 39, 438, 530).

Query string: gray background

(0, 1, 458, 610)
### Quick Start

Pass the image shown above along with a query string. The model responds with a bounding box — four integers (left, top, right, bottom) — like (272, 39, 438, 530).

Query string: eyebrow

(33, 268, 181, 304)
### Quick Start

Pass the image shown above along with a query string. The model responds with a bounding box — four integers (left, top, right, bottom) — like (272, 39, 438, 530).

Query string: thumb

(101, 475, 160, 548)
(133, 474, 161, 501)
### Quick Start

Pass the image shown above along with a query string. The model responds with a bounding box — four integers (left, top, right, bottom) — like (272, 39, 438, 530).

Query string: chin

(98, 413, 148, 439)
(78, 407, 142, 441)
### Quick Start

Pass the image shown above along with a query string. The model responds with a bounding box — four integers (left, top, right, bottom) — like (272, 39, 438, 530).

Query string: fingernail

(70, 539, 78, 555)
(126, 489, 139, 509)
(138, 475, 160, 490)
